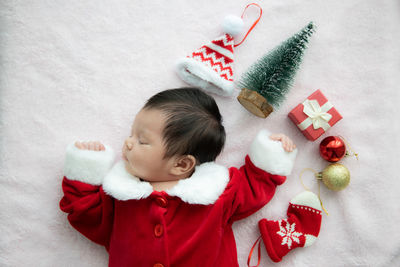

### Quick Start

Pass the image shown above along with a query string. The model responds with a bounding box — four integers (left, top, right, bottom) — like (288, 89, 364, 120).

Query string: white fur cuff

(176, 58, 234, 97)
(63, 142, 115, 185)
(249, 130, 297, 176)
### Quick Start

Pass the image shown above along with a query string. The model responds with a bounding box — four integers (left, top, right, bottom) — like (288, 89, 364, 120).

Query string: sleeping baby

(60, 87, 301, 266)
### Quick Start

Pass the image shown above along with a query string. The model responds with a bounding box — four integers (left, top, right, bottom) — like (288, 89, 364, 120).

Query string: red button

(153, 264, 164, 267)
(154, 224, 163, 237)
(156, 197, 168, 208)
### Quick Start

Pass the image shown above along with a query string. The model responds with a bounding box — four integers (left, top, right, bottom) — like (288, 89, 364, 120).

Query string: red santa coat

(60, 130, 297, 267)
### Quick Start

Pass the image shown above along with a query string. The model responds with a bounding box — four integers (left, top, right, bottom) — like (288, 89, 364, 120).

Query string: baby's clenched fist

(75, 141, 105, 151)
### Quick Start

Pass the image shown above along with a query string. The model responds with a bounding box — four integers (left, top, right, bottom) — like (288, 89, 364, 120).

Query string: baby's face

(122, 108, 176, 182)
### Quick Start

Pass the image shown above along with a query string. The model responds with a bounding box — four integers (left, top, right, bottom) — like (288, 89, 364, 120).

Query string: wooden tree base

(237, 88, 274, 118)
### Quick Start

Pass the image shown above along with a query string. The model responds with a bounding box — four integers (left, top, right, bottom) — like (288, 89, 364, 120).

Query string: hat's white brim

(176, 58, 234, 97)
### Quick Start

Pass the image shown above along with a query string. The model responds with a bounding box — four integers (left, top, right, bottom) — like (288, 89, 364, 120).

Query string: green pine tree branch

(238, 22, 315, 108)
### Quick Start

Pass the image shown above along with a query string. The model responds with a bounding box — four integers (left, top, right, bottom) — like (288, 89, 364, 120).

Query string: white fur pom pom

(222, 15, 244, 36)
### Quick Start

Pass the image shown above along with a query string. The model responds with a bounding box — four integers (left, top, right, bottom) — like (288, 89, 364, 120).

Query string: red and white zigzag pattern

(189, 34, 234, 81)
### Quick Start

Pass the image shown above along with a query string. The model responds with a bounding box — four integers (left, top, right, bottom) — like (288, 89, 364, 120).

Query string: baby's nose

(125, 139, 133, 150)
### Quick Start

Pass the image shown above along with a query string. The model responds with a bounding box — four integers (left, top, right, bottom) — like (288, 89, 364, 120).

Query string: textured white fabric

(64, 142, 115, 185)
(176, 57, 235, 96)
(166, 161, 229, 205)
(290, 191, 322, 211)
(102, 160, 229, 204)
(102, 161, 153, 201)
(1, 0, 399, 266)
(249, 129, 297, 176)
(304, 234, 317, 247)
(222, 15, 244, 36)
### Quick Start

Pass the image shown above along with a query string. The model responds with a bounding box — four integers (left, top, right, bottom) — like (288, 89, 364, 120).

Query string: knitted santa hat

(176, 4, 262, 97)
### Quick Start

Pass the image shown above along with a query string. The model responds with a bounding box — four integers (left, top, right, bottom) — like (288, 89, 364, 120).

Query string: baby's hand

(75, 141, 105, 151)
(269, 134, 296, 152)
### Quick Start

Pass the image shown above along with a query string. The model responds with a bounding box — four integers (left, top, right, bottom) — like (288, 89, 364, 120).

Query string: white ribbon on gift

(297, 99, 333, 131)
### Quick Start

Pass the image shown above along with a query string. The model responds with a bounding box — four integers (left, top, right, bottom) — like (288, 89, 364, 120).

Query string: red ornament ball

(319, 136, 346, 162)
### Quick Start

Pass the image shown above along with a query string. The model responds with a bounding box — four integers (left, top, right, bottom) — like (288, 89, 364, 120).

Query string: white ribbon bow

(297, 99, 333, 131)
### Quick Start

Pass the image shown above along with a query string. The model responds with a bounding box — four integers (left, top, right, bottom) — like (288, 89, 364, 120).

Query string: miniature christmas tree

(237, 22, 315, 118)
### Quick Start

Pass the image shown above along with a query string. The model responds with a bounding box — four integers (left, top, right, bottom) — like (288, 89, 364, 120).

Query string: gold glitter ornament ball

(318, 163, 350, 191)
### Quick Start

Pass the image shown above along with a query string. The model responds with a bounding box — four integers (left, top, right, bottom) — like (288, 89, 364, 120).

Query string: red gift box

(288, 89, 343, 141)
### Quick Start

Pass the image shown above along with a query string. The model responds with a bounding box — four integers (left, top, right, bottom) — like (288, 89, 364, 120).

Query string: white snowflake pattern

(276, 220, 302, 249)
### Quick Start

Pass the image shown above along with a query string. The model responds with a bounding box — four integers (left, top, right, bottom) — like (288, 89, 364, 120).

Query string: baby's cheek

(132, 153, 146, 167)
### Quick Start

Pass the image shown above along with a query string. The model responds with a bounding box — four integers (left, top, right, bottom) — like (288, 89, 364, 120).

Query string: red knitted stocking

(259, 191, 322, 262)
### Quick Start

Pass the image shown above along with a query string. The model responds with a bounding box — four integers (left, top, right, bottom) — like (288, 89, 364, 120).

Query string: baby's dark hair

(143, 87, 225, 164)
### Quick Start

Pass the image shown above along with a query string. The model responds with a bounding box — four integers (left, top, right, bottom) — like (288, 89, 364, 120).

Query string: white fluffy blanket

(1, 0, 399, 266)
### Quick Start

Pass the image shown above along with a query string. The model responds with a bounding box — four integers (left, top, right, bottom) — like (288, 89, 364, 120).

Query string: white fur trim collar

(103, 161, 230, 205)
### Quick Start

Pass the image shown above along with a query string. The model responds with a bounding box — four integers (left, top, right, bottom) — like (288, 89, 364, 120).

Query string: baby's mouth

(122, 153, 128, 161)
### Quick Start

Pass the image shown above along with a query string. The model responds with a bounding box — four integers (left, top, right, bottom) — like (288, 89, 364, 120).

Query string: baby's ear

(170, 155, 196, 176)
